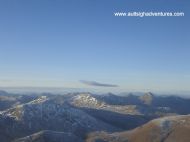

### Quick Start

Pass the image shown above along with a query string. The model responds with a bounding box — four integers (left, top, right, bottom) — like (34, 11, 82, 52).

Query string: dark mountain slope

(13, 130, 84, 142)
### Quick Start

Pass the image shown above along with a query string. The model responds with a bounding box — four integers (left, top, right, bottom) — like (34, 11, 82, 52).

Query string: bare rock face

(139, 92, 154, 105)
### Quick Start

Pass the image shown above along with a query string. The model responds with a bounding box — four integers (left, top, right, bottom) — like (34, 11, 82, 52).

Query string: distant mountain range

(0, 90, 190, 142)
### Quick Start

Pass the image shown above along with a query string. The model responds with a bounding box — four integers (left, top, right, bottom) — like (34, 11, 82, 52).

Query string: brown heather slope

(86, 115, 190, 142)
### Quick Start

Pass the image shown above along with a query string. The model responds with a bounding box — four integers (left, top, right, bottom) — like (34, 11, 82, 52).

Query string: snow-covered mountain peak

(71, 93, 105, 108)
(28, 96, 48, 105)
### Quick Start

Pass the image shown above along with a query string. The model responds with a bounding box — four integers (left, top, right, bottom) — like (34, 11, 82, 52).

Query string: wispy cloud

(80, 80, 118, 87)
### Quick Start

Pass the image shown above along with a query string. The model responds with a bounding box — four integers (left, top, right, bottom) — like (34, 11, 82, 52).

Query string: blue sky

(0, 0, 190, 93)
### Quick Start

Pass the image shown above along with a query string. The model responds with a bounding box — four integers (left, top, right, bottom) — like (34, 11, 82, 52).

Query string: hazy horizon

(0, 86, 190, 97)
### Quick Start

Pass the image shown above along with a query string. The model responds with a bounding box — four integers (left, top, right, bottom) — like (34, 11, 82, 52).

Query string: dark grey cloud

(80, 80, 118, 87)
